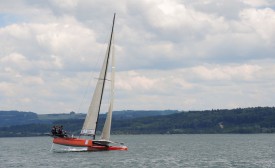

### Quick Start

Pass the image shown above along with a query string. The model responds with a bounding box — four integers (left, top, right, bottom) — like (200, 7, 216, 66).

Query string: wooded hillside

(1, 107, 275, 137)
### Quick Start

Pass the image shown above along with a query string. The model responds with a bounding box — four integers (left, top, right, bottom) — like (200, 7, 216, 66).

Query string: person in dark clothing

(58, 126, 63, 135)
(51, 126, 57, 136)
(51, 125, 68, 137)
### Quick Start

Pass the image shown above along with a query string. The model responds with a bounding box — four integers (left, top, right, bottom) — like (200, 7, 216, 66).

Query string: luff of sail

(100, 35, 115, 140)
(81, 13, 116, 137)
(80, 50, 109, 136)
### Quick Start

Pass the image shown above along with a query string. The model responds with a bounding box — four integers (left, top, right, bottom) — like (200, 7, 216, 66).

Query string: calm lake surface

(0, 134, 275, 168)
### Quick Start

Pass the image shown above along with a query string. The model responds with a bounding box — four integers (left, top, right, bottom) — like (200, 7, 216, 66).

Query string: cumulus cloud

(0, 0, 274, 113)
(113, 62, 274, 110)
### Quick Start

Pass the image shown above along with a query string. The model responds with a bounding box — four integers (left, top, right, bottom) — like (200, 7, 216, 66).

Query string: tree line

(0, 107, 275, 137)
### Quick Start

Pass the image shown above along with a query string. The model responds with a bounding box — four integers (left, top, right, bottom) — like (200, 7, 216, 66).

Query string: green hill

(1, 107, 275, 137)
(0, 111, 40, 127)
(110, 107, 275, 134)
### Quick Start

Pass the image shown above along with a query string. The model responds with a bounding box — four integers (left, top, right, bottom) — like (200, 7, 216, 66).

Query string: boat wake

(66, 147, 88, 152)
(52, 147, 88, 153)
(50, 144, 88, 153)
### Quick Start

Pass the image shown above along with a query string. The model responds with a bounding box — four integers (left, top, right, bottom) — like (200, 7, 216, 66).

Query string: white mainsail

(81, 13, 116, 138)
(80, 50, 110, 136)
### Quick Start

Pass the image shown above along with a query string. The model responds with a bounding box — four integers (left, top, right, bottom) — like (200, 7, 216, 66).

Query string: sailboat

(52, 13, 128, 151)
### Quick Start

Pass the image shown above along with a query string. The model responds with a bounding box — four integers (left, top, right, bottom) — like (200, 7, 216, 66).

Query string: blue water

(0, 134, 274, 167)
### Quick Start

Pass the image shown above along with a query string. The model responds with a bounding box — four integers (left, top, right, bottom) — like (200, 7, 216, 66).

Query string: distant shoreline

(1, 107, 275, 137)
(1, 132, 275, 138)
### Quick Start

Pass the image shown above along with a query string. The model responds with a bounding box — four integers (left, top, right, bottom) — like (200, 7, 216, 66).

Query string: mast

(93, 13, 116, 139)
(80, 13, 116, 139)
(101, 31, 115, 140)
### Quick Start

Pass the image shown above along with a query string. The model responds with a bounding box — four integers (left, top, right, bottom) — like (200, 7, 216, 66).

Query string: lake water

(0, 134, 275, 168)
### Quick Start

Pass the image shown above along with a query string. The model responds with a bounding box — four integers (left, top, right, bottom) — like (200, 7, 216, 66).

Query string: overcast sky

(0, 0, 275, 114)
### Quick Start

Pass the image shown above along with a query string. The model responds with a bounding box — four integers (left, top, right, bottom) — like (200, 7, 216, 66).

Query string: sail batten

(81, 13, 116, 138)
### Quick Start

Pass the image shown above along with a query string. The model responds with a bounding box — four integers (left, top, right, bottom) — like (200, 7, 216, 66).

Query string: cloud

(114, 62, 274, 110)
(0, 0, 274, 113)
(240, 8, 275, 43)
(241, 0, 270, 7)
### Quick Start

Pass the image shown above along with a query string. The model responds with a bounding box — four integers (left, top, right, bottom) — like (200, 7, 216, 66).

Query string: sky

(0, 0, 275, 114)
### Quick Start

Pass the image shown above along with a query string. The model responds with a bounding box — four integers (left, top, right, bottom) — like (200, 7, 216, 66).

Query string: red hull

(53, 137, 128, 151)
(53, 137, 93, 147)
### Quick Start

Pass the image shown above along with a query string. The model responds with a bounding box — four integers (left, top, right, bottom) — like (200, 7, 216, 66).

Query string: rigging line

(75, 71, 95, 114)
(75, 23, 113, 115)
